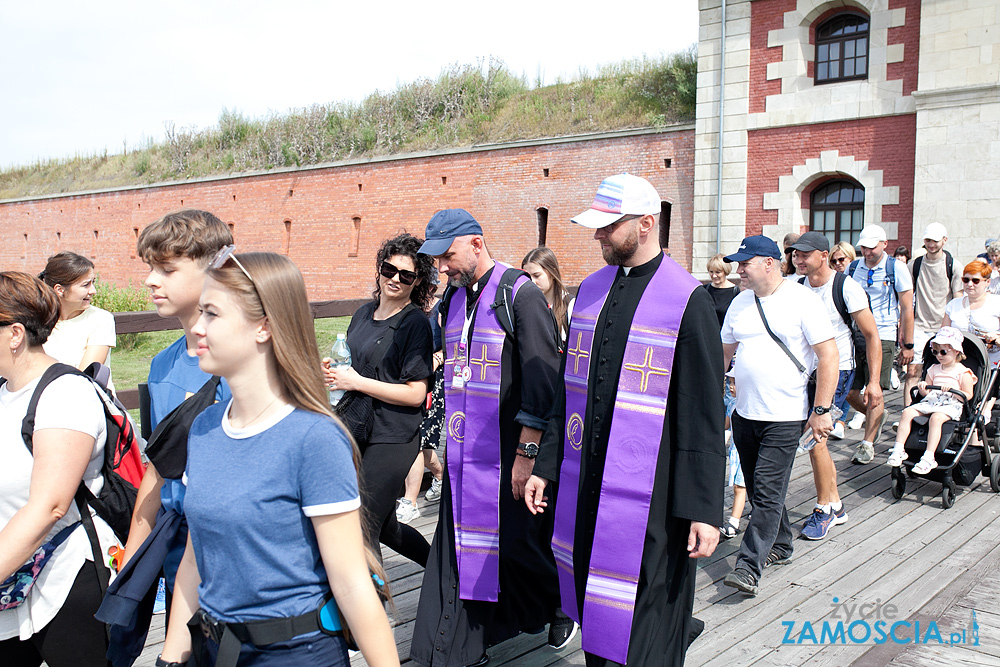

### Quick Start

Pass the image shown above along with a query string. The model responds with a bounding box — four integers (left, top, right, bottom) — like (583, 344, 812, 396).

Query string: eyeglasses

(932, 347, 952, 356)
(600, 214, 643, 232)
(831, 256, 848, 265)
(867, 268, 875, 287)
(210, 244, 255, 283)
(380, 261, 418, 285)
(962, 277, 983, 284)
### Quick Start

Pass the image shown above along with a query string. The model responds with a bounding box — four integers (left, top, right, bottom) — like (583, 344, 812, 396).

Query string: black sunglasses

(380, 261, 418, 286)
(962, 277, 982, 284)
(932, 347, 952, 356)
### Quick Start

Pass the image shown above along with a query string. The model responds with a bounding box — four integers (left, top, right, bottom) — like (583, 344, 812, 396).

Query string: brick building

(0, 128, 693, 299)
(693, 0, 1000, 273)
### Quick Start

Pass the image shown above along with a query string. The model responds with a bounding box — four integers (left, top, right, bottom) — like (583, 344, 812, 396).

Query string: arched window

(810, 180, 864, 246)
(815, 13, 869, 83)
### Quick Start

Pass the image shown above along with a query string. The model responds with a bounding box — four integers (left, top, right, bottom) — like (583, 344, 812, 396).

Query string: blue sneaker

(153, 578, 166, 615)
(801, 508, 834, 540)
(832, 503, 848, 526)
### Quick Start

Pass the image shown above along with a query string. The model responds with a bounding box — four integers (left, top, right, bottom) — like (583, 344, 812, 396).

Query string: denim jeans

(731, 412, 805, 579)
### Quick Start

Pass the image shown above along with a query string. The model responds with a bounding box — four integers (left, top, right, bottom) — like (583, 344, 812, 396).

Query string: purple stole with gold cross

(442, 262, 529, 602)
(551, 258, 698, 663)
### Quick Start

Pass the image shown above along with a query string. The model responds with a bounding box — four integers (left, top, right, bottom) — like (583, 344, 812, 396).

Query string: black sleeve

(534, 351, 567, 481)
(394, 309, 435, 383)
(669, 287, 727, 525)
(512, 279, 561, 430)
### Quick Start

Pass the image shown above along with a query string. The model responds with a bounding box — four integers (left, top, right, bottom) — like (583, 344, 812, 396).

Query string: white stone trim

(761, 149, 899, 241)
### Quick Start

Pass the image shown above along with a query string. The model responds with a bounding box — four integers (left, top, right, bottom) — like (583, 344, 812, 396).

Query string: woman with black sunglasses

(942, 259, 1000, 366)
(323, 233, 436, 566)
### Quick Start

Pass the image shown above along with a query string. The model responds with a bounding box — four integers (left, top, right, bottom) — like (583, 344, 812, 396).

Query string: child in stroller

(888, 326, 976, 474)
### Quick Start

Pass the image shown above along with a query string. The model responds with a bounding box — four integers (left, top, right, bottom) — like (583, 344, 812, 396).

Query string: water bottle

(798, 405, 844, 452)
(328, 334, 351, 406)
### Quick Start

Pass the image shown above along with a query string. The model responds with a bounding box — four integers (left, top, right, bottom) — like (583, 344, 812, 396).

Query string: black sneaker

(764, 550, 792, 568)
(723, 568, 758, 596)
(547, 612, 578, 649)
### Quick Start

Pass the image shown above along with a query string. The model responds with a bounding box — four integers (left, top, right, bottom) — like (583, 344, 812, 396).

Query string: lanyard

(453, 286, 485, 387)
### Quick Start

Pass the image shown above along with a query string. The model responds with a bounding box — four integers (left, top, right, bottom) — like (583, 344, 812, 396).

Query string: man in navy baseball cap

(723, 235, 783, 263)
(418, 208, 484, 257)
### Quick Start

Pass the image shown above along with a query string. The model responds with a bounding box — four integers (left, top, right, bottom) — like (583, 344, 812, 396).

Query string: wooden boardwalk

(134, 394, 1000, 666)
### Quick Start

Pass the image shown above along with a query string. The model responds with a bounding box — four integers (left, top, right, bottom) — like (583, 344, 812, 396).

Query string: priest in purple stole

(529, 175, 726, 666)
(411, 209, 562, 667)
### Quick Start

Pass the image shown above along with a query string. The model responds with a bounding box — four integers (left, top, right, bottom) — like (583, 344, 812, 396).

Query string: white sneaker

(847, 413, 866, 430)
(830, 422, 845, 440)
(425, 477, 443, 502)
(396, 498, 420, 524)
(889, 369, 900, 390)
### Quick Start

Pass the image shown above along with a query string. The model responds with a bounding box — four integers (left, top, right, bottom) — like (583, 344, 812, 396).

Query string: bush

(91, 280, 151, 351)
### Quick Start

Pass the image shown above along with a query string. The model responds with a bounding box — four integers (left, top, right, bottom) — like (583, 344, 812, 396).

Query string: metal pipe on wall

(716, 0, 727, 254)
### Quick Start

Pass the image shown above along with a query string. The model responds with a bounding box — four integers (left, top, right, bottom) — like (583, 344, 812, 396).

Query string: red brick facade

(0, 129, 694, 300)
(744, 114, 917, 244)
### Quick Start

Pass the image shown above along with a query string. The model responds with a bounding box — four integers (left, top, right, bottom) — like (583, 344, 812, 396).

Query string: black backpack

(439, 267, 547, 346)
(799, 272, 871, 356)
(911, 251, 954, 303)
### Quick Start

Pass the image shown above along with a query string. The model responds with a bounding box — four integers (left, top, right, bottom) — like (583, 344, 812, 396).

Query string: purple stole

(442, 262, 529, 602)
(551, 258, 698, 663)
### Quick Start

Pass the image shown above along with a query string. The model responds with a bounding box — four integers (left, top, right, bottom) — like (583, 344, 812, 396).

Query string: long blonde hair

(205, 252, 391, 604)
(521, 246, 570, 333)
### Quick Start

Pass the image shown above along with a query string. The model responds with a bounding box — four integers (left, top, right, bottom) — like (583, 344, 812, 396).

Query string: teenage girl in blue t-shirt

(158, 251, 398, 667)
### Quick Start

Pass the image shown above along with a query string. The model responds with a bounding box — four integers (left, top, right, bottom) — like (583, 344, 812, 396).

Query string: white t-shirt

(944, 295, 1000, 366)
(43, 306, 116, 368)
(848, 254, 913, 341)
(800, 274, 870, 370)
(0, 373, 113, 641)
(721, 281, 835, 421)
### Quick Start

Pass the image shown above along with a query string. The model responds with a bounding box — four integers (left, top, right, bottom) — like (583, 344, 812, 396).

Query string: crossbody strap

(754, 294, 806, 373)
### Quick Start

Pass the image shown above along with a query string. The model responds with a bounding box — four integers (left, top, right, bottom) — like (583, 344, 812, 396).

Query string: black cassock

(535, 253, 726, 667)
(410, 266, 562, 667)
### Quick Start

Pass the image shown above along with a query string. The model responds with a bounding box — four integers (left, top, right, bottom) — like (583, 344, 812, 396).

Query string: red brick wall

(744, 115, 916, 244)
(750, 0, 790, 114)
(887, 0, 920, 95)
(1, 130, 694, 300)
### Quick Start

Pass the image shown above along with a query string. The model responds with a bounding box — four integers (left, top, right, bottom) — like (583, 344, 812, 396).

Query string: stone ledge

(913, 83, 1000, 110)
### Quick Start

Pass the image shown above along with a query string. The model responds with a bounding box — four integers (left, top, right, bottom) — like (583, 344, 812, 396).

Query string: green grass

(0, 50, 695, 199)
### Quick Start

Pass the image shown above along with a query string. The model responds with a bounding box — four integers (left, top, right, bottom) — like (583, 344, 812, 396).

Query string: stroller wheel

(942, 481, 956, 509)
(990, 456, 1000, 494)
(890, 468, 906, 499)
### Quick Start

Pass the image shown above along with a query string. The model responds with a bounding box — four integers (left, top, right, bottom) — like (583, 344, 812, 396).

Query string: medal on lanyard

(452, 341, 467, 389)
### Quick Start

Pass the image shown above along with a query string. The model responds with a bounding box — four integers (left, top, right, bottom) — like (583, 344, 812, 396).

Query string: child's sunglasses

(380, 261, 418, 285)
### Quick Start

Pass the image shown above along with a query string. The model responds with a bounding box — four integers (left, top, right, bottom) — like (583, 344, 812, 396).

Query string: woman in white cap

(887, 326, 975, 474)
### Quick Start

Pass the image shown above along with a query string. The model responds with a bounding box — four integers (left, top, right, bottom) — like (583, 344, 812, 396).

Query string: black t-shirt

(702, 283, 739, 329)
(346, 301, 434, 444)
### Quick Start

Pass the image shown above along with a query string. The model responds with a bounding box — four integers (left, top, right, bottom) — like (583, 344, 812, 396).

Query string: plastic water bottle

(798, 405, 844, 452)
(328, 334, 351, 406)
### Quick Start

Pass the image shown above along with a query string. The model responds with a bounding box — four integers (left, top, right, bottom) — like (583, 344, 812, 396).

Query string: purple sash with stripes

(442, 262, 528, 602)
(551, 258, 697, 663)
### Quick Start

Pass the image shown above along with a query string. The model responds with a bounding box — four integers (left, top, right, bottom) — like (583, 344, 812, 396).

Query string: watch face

(521, 443, 539, 457)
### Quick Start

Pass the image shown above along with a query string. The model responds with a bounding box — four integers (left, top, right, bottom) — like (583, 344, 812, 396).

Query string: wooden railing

(113, 298, 367, 410)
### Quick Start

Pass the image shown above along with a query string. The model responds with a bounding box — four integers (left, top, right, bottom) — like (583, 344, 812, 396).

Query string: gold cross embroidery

(623, 347, 670, 393)
(443, 342, 460, 368)
(468, 344, 500, 381)
(567, 332, 591, 375)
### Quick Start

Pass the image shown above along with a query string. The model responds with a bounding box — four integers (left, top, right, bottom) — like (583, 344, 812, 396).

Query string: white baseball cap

(571, 174, 662, 229)
(857, 225, 887, 248)
(922, 222, 947, 242)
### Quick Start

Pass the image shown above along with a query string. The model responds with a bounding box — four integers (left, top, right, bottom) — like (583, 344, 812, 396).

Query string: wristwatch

(516, 442, 540, 459)
(903, 343, 915, 350)
(812, 405, 833, 415)
(155, 656, 186, 667)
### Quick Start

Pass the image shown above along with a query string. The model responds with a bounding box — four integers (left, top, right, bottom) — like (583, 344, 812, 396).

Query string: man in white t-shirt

(790, 232, 882, 540)
(905, 223, 963, 405)
(720, 235, 838, 596)
(846, 225, 914, 464)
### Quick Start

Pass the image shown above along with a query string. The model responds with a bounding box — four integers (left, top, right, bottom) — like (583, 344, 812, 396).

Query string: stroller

(889, 332, 1000, 508)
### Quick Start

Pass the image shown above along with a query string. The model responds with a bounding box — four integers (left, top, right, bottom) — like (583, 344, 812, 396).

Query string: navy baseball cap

(419, 209, 484, 256)
(723, 235, 782, 263)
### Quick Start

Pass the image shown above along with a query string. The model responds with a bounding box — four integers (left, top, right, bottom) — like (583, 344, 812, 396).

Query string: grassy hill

(0, 50, 695, 200)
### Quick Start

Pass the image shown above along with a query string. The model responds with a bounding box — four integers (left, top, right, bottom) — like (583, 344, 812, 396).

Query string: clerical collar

(467, 265, 495, 313)
(618, 252, 664, 278)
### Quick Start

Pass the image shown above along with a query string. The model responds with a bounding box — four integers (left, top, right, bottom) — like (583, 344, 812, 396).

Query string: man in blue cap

(719, 235, 839, 596)
(411, 209, 566, 666)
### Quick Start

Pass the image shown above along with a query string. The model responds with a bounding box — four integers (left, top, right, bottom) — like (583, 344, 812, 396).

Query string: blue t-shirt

(184, 402, 360, 623)
(147, 335, 231, 432)
(848, 254, 913, 341)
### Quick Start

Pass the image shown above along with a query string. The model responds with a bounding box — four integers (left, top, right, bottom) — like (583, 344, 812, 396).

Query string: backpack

(911, 251, 954, 304)
(20, 363, 144, 544)
(849, 256, 900, 304)
(439, 266, 544, 345)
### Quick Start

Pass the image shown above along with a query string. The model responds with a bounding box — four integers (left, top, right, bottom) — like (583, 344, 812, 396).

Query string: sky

(0, 1, 698, 169)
